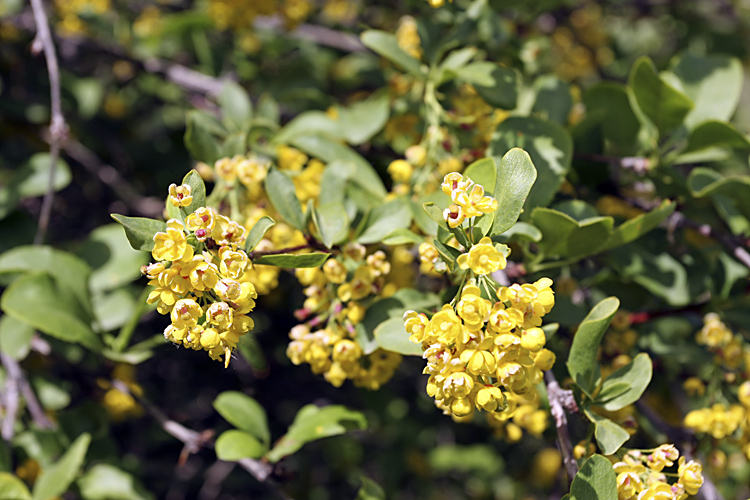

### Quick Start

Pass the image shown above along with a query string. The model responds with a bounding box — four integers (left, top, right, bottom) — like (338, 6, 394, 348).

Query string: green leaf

(489, 117, 571, 210)
(264, 168, 306, 231)
(433, 239, 461, 272)
(244, 216, 276, 253)
(569, 454, 617, 500)
(290, 135, 386, 199)
(672, 53, 743, 129)
(603, 200, 676, 250)
(237, 333, 267, 371)
(0, 315, 34, 361)
(265, 405, 368, 463)
(464, 157, 496, 192)
(184, 110, 222, 164)
(0, 153, 72, 218)
(357, 198, 412, 244)
(629, 56, 693, 138)
(0, 473, 32, 500)
(458, 62, 518, 109)
(494, 222, 542, 243)
(611, 247, 690, 307)
(373, 317, 422, 356)
(356, 477, 385, 500)
(213, 391, 270, 446)
(581, 83, 642, 155)
(585, 410, 631, 455)
(252, 253, 330, 268)
(360, 30, 423, 76)
(532, 75, 572, 125)
(215, 430, 265, 461)
(566, 296, 620, 398)
(382, 228, 423, 246)
(110, 215, 167, 252)
(492, 148, 538, 236)
(1, 273, 102, 351)
(274, 111, 341, 145)
(437, 46, 478, 85)
(181, 169, 207, 214)
(77, 224, 149, 294)
(594, 353, 653, 411)
(335, 92, 390, 145)
(428, 444, 503, 477)
(32, 433, 91, 500)
(422, 202, 450, 232)
(684, 120, 750, 153)
(531, 208, 614, 260)
(218, 81, 253, 132)
(78, 464, 154, 500)
(32, 378, 71, 411)
(313, 203, 349, 248)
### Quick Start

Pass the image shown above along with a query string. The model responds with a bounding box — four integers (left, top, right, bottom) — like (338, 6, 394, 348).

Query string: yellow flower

(521, 327, 546, 352)
(405, 145, 427, 166)
(395, 15, 422, 59)
(677, 457, 703, 496)
(404, 310, 429, 344)
(457, 237, 506, 275)
(683, 377, 705, 397)
(443, 203, 466, 228)
(476, 386, 504, 411)
(739, 380, 750, 407)
(214, 157, 237, 183)
(170, 298, 202, 329)
(488, 302, 524, 333)
(426, 305, 463, 344)
(534, 349, 556, 371)
(277, 145, 308, 171)
(441, 172, 473, 197)
(186, 207, 216, 241)
(366, 250, 391, 276)
(219, 246, 249, 279)
(452, 184, 498, 218)
(455, 285, 491, 331)
(387, 159, 413, 183)
(332, 339, 362, 363)
(206, 302, 233, 329)
(184, 257, 220, 291)
(168, 183, 193, 207)
(646, 444, 679, 472)
(152, 219, 194, 262)
(212, 214, 247, 246)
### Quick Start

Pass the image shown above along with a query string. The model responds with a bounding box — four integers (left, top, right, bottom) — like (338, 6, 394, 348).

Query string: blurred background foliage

(2, 0, 750, 499)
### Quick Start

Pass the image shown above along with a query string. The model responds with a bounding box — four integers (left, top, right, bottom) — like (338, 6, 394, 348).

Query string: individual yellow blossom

(218, 246, 249, 279)
(152, 219, 193, 262)
(366, 250, 391, 276)
(441, 172, 473, 197)
(646, 444, 679, 472)
(186, 207, 216, 241)
(456, 285, 491, 331)
(395, 16, 422, 59)
(457, 237, 507, 275)
(683, 377, 705, 397)
(206, 302, 233, 330)
(476, 386, 504, 411)
(170, 298, 202, 329)
(636, 482, 674, 500)
(404, 310, 429, 343)
(184, 256, 220, 291)
(387, 159, 413, 183)
(323, 259, 347, 284)
(212, 214, 247, 246)
(533, 448, 562, 487)
(168, 184, 193, 208)
(236, 157, 268, 197)
(613, 462, 645, 500)
(452, 184, 498, 217)
(521, 327, 546, 352)
(426, 305, 463, 344)
(214, 157, 237, 183)
(574, 440, 596, 459)
(696, 313, 732, 349)
(443, 203, 466, 228)
(677, 457, 703, 496)
(233, 282, 258, 314)
(405, 145, 427, 166)
(534, 349, 556, 371)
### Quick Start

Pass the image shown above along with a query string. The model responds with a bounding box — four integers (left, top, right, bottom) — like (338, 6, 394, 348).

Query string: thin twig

(111, 380, 290, 500)
(1, 354, 21, 444)
(30, 0, 68, 245)
(544, 370, 579, 485)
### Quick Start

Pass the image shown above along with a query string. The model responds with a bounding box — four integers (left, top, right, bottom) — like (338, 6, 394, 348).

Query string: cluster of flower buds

(286, 246, 402, 389)
(441, 173, 498, 228)
(404, 276, 556, 419)
(613, 446, 704, 500)
(143, 186, 256, 368)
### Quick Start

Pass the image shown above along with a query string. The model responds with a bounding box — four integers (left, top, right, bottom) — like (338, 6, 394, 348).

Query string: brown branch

(30, 0, 68, 245)
(1, 352, 53, 445)
(544, 370, 579, 485)
(111, 380, 289, 500)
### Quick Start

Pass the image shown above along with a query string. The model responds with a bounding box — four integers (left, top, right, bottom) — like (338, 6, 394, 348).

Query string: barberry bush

(1, 0, 750, 499)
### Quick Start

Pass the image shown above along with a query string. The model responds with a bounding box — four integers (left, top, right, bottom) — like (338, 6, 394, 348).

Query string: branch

(111, 380, 289, 500)
(573, 152, 650, 174)
(671, 212, 750, 270)
(544, 370, 579, 485)
(0, 353, 53, 445)
(30, 0, 68, 245)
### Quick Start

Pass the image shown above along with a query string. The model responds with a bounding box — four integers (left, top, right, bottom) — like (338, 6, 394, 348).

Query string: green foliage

(594, 353, 653, 411)
(252, 253, 330, 268)
(244, 216, 276, 253)
(569, 455, 617, 500)
(214, 391, 270, 446)
(264, 168, 306, 232)
(110, 215, 167, 252)
(361, 30, 423, 76)
(32, 433, 90, 500)
(265, 405, 368, 463)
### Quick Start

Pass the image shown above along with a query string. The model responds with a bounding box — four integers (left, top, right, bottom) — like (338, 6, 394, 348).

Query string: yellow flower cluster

(206, 0, 312, 31)
(613, 446, 703, 500)
(441, 173, 498, 228)
(684, 395, 750, 460)
(214, 154, 270, 201)
(450, 84, 509, 148)
(404, 277, 556, 419)
(695, 313, 750, 370)
(396, 16, 422, 59)
(418, 242, 447, 275)
(286, 246, 403, 389)
(144, 199, 256, 368)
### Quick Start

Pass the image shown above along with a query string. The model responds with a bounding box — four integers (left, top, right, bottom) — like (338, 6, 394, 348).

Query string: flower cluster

(613, 446, 704, 500)
(97, 364, 143, 421)
(404, 277, 556, 419)
(286, 246, 403, 389)
(144, 189, 256, 368)
(441, 173, 498, 228)
(695, 313, 750, 370)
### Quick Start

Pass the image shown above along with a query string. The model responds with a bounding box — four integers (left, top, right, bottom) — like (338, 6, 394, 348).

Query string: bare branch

(1, 354, 21, 444)
(30, 0, 68, 245)
(111, 380, 290, 500)
(544, 370, 579, 485)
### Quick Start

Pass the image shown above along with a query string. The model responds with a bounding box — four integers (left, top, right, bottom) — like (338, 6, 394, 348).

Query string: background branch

(544, 370, 579, 484)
